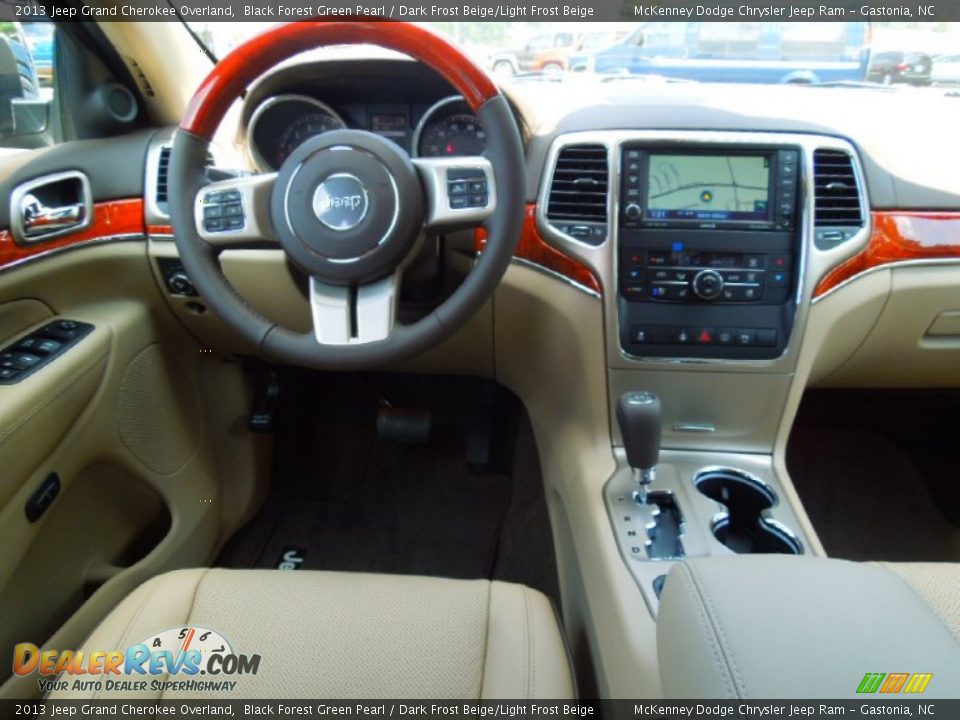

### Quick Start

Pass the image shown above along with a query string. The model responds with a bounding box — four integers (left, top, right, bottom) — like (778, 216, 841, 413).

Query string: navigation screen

(646, 154, 771, 223)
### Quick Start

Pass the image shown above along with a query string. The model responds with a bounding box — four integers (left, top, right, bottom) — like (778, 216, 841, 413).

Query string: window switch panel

(0, 320, 94, 385)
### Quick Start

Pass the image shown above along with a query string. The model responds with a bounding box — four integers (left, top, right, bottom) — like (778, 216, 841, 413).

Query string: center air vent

(813, 149, 863, 227)
(546, 144, 608, 245)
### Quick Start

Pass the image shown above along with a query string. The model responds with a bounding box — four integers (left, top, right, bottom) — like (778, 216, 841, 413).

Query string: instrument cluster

(247, 94, 486, 171)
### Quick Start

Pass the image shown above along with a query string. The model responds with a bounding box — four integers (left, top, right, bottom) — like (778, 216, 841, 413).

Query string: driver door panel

(0, 138, 245, 698)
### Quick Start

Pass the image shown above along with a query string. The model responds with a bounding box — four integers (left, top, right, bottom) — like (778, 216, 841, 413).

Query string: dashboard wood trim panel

(476, 204, 603, 295)
(8, 200, 953, 307)
(814, 211, 960, 298)
(0, 197, 604, 303)
(181, 21, 499, 139)
(0, 199, 145, 272)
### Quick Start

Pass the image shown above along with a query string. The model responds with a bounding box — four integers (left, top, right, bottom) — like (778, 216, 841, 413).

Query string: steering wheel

(168, 21, 524, 369)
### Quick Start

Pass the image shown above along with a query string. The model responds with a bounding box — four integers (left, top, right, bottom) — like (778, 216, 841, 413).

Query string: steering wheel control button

(201, 189, 245, 233)
(312, 173, 369, 231)
(447, 169, 488, 209)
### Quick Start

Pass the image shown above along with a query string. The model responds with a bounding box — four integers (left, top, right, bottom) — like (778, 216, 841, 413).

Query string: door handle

(10, 171, 93, 245)
(21, 194, 86, 236)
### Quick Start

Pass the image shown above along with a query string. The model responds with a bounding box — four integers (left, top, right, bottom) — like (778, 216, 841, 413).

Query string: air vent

(155, 147, 215, 212)
(123, 57, 155, 98)
(156, 146, 171, 206)
(813, 149, 863, 227)
(547, 144, 609, 232)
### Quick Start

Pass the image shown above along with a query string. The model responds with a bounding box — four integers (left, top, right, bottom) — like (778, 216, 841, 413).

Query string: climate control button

(691, 269, 724, 300)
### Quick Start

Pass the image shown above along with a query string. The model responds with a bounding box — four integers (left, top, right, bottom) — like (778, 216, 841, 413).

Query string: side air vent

(812, 149, 865, 250)
(156, 146, 171, 206)
(546, 144, 608, 245)
(155, 146, 215, 212)
(813, 149, 863, 227)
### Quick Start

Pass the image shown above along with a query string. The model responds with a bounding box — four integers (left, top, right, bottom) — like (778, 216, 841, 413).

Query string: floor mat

(788, 390, 960, 562)
(217, 372, 557, 598)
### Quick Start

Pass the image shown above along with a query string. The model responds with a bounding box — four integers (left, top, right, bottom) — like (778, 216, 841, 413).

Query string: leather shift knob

(616, 391, 662, 471)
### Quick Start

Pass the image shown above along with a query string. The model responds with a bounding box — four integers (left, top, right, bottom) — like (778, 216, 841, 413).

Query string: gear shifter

(616, 391, 662, 503)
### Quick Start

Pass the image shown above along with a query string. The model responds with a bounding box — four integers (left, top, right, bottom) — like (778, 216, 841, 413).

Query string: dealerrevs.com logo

(13, 626, 261, 694)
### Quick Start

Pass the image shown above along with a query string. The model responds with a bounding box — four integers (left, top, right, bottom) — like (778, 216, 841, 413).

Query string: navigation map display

(646, 153, 772, 223)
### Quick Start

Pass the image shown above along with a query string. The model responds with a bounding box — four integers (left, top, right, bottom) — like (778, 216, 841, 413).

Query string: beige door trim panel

(0, 310, 110, 511)
(0, 299, 53, 342)
(0, 243, 267, 699)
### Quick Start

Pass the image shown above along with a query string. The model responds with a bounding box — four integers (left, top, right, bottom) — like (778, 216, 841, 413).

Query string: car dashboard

(3, 42, 960, 704)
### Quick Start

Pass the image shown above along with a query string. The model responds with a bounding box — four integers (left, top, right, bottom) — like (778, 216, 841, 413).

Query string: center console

(618, 144, 801, 360)
(526, 127, 871, 695)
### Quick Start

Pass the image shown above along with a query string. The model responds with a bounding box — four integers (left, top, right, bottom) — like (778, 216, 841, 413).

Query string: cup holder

(694, 468, 802, 555)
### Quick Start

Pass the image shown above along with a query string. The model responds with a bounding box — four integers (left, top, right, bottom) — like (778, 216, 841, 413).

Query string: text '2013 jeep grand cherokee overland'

(0, 8, 959, 715)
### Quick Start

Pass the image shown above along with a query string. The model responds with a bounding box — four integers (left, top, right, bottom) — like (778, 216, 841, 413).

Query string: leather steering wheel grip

(179, 22, 499, 137)
(167, 21, 525, 370)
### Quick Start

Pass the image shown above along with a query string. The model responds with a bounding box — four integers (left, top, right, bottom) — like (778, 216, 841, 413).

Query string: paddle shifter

(616, 391, 662, 504)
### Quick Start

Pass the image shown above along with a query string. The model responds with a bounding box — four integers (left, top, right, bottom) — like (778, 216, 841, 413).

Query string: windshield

(189, 21, 960, 88)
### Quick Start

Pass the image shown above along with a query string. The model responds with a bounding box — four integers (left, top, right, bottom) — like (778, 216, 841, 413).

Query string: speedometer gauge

(419, 115, 486, 158)
(413, 96, 486, 158)
(247, 95, 347, 171)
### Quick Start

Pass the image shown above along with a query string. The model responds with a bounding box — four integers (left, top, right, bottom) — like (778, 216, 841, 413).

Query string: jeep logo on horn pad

(312, 173, 369, 231)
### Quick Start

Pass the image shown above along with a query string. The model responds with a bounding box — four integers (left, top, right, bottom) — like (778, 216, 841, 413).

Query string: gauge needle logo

(177, 627, 196, 663)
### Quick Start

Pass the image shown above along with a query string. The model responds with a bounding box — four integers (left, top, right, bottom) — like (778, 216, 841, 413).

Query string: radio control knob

(624, 203, 642, 220)
(692, 269, 724, 300)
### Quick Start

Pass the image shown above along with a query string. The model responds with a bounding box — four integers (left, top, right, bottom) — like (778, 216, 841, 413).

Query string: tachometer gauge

(247, 95, 347, 171)
(419, 114, 486, 158)
(277, 112, 345, 165)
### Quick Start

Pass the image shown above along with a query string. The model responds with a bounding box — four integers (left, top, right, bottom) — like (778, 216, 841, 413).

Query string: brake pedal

(376, 407, 432, 444)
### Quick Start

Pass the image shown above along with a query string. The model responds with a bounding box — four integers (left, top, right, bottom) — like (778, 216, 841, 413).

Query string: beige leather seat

(874, 562, 960, 641)
(52, 569, 575, 699)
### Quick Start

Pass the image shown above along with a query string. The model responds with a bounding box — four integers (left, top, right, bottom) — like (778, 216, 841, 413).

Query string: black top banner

(1, 0, 958, 22)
